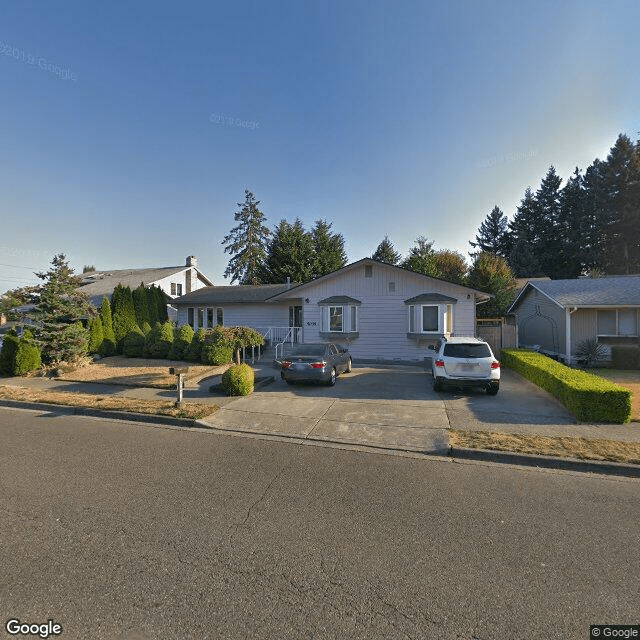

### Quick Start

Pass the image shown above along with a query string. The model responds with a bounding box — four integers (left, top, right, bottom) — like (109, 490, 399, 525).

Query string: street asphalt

(1, 407, 639, 640)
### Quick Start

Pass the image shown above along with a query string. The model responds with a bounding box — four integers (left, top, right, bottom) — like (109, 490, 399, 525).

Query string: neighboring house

(78, 256, 214, 320)
(172, 258, 492, 364)
(508, 275, 640, 364)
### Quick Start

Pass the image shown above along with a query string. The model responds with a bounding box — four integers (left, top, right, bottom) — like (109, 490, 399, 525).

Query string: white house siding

(176, 303, 289, 334)
(153, 268, 207, 300)
(514, 288, 566, 357)
(292, 263, 478, 363)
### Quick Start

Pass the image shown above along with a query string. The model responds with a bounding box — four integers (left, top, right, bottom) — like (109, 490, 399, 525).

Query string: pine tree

(507, 188, 542, 277)
(112, 285, 138, 348)
(260, 218, 314, 284)
(372, 236, 402, 265)
(469, 206, 510, 258)
(401, 236, 439, 277)
(222, 190, 270, 284)
(32, 254, 96, 364)
(467, 252, 516, 318)
(99, 297, 116, 356)
(311, 219, 347, 276)
(152, 285, 168, 322)
(582, 158, 609, 273)
(556, 168, 586, 278)
(534, 166, 563, 278)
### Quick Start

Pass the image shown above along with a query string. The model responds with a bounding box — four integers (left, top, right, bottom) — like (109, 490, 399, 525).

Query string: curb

(0, 399, 212, 429)
(450, 446, 640, 478)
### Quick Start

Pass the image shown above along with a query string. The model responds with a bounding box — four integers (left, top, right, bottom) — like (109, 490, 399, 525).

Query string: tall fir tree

(469, 206, 510, 258)
(222, 190, 270, 284)
(32, 254, 96, 364)
(372, 236, 402, 265)
(556, 168, 587, 278)
(581, 158, 609, 273)
(260, 218, 314, 284)
(311, 219, 347, 276)
(533, 166, 563, 278)
(132, 283, 150, 328)
(507, 188, 543, 277)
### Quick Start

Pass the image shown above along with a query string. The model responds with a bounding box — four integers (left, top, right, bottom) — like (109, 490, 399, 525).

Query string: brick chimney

(186, 256, 197, 293)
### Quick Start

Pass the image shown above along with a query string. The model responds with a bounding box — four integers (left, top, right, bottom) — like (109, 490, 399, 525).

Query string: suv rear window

(443, 343, 491, 358)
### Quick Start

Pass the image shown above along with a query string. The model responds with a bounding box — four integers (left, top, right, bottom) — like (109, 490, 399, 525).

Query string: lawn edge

(449, 446, 640, 478)
(0, 399, 215, 429)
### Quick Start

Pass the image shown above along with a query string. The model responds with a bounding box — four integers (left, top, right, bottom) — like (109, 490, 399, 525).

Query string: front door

(289, 305, 302, 342)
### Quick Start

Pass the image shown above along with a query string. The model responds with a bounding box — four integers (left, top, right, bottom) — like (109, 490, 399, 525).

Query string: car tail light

(435, 359, 445, 367)
(281, 360, 292, 368)
(310, 361, 325, 369)
(491, 361, 500, 369)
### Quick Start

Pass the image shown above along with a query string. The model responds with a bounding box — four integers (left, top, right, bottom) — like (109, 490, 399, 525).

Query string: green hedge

(501, 349, 632, 424)
(221, 364, 254, 396)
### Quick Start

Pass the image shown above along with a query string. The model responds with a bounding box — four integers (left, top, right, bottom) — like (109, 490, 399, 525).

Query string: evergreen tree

(401, 236, 439, 277)
(32, 254, 96, 364)
(112, 285, 138, 348)
(168, 324, 194, 360)
(222, 190, 270, 284)
(600, 134, 640, 274)
(99, 297, 116, 356)
(151, 285, 168, 322)
(261, 218, 314, 284)
(507, 188, 542, 277)
(132, 283, 150, 328)
(433, 250, 468, 285)
(372, 236, 402, 265)
(556, 168, 587, 278)
(311, 219, 347, 276)
(87, 316, 104, 354)
(467, 252, 517, 318)
(581, 158, 609, 273)
(469, 206, 510, 258)
(146, 286, 158, 325)
(534, 166, 563, 278)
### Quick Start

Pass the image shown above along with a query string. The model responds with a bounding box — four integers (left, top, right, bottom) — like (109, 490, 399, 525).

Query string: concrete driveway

(201, 363, 637, 453)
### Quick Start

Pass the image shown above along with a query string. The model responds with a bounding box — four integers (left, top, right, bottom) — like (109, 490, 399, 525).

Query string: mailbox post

(169, 367, 189, 407)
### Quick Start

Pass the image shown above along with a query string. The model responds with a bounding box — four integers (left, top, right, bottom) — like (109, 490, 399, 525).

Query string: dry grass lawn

(450, 429, 640, 465)
(591, 369, 640, 422)
(0, 385, 218, 420)
(53, 356, 229, 388)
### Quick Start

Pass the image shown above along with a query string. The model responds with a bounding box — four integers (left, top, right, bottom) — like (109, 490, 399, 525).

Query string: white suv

(429, 336, 500, 395)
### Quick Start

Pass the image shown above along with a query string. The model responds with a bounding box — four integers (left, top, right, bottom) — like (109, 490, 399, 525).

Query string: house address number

(306, 321, 317, 326)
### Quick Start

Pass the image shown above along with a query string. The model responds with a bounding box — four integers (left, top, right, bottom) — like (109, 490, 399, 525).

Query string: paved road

(1, 406, 639, 640)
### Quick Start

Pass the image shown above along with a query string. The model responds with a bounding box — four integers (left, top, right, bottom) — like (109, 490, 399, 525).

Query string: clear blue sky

(1, 0, 638, 292)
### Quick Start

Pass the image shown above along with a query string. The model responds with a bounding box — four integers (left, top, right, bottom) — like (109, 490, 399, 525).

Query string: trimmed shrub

(201, 343, 234, 365)
(99, 297, 116, 356)
(168, 324, 194, 361)
(132, 284, 150, 328)
(143, 322, 162, 358)
(87, 317, 104, 354)
(185, 328, 206, 362)
(1, 330, 41, 376)
(121, 326, 146, 357)
(611, 345, 640, 370)
(221, 363, 254, 396)
(574, 338, 608, 368)
(501, 349, 632, 423)
(112, 285, 138, 350)
(0, 330, 20, 375)
(14, 338, 42, 375)
(141, 321, 152, 336)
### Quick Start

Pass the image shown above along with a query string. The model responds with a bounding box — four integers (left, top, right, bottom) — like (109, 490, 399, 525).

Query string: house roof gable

(508, 275, 640, 312)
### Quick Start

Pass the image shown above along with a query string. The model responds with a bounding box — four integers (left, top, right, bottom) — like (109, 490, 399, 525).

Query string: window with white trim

(197, 308, 204, 329)
(350, 305, 358, 332)
(329, 306, 343, 332)
(217, 308, 224, 326)
(187, 308, 194, 328)
(422, 305, 439, 332)
(409, 305, 415, 333)
(207, 308, 214, 328)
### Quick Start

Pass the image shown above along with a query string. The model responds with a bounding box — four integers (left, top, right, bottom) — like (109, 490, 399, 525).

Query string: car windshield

(443, 343, 491, 358)
(290, 344, 327, 357)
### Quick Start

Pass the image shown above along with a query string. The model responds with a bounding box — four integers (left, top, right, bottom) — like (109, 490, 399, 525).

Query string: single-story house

(172, 258, 492, 364)
(508, 275, 640, 364)
(78, 256, 214, 319)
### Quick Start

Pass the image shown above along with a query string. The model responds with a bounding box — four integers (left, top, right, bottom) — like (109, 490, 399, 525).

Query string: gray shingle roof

(317, 296, 362, 305)
(526, 276, 640, 307)
(173, 283, 295, 305)
(404, 293, 458, 305)
(79, 267, 188, 299)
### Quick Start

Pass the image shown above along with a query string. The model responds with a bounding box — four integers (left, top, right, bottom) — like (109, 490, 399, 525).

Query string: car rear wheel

(327, 368, 336, 386)
(486, 381, 499, 395)
(345, 358, 352, 373)
(433, 376, 445, 392)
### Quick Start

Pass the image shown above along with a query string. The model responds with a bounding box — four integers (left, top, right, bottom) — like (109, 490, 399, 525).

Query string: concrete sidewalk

(2, 364, 639, 457)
